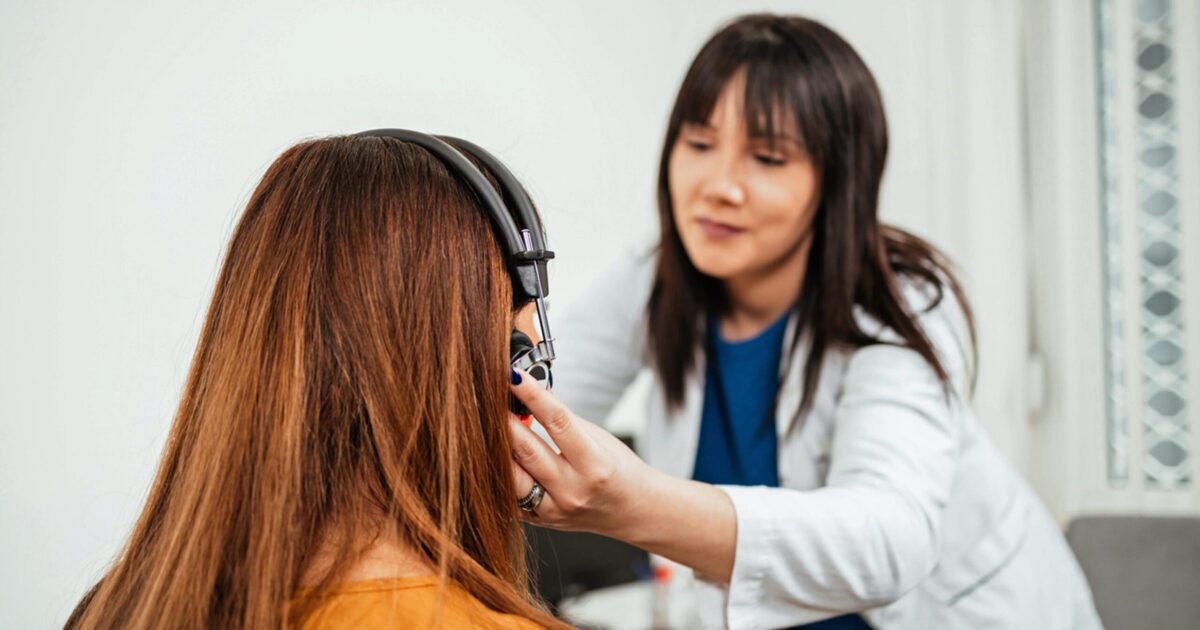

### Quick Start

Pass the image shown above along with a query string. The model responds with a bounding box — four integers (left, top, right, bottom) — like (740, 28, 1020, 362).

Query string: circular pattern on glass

(1144, 291, 1180, 317)
(1139, 92, 1172, 119)
(1137, 43, 1170, 70)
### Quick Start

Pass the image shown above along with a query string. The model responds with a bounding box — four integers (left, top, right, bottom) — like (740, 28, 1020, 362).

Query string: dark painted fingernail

(511, 369, 522, 385)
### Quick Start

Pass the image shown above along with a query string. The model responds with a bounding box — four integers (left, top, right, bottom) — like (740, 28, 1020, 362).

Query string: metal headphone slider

(521, 230, 557, 364)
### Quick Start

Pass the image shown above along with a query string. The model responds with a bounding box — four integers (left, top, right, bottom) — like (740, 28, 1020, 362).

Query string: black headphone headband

(354, 128, 557, 411)
(354, 128, 553, 302)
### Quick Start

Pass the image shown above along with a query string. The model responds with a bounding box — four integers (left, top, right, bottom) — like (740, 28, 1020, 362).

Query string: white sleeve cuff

(721, 485, 777, 628)
(699, 485, 846, 629)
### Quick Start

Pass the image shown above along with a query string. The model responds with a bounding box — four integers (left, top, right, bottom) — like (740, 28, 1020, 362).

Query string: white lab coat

(549, 252, 1102, 630)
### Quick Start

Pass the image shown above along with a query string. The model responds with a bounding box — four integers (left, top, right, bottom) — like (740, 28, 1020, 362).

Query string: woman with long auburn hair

(67, 134, 567, 629)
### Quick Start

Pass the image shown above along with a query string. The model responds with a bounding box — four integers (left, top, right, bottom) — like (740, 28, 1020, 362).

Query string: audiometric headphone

(355, 129, 556, 415)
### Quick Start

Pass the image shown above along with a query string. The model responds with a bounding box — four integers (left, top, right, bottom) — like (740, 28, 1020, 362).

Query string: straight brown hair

(67, 135, 566, 629)
(649, 14, 977, 416)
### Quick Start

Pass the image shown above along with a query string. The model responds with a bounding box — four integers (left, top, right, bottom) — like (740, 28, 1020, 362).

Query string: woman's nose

(699, 155, 746, 207)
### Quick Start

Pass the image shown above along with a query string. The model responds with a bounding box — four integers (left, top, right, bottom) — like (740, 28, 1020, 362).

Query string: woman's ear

(514, 302, 540, 344)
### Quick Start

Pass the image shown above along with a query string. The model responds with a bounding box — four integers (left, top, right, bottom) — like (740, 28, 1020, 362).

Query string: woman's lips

(697, 217, 744, 239)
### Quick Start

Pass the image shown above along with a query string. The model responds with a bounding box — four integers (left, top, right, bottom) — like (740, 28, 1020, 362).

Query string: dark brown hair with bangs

(648, 14, 977, 417)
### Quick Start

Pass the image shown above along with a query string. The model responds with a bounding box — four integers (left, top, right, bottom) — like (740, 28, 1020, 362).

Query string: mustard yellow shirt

(296, 576, 544, 629)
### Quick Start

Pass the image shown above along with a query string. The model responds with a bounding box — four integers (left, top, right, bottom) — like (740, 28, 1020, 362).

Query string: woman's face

(668, 77, 820, 284)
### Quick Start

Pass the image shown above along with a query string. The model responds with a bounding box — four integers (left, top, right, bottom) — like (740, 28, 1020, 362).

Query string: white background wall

(1, 1, 1039, 628)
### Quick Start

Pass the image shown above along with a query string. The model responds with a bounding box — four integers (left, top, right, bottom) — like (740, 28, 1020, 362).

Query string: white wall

(0, 2, 1031, 627)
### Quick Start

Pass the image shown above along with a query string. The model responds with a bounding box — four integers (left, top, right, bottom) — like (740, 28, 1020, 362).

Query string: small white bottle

(651, 564, 673, 629)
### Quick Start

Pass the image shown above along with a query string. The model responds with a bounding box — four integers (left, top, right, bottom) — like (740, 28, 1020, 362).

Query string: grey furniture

(1066, 515, 1200, 630)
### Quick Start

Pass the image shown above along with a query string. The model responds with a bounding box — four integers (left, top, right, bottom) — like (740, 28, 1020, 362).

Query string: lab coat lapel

(775, 312, 809, 440)
(644, 345, 706, 480)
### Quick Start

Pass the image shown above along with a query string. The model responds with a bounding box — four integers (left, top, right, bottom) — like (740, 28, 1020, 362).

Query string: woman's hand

(506, 368, 661, 540)
(508, 368, 738, 582)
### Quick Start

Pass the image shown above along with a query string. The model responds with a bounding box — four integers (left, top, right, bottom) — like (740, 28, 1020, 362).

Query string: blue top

(693, 313, 871, 630)
(692, 313, 788, 486)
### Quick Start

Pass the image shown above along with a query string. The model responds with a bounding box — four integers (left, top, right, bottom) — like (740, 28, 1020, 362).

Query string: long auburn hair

(648, 14, 977, 415)
(67, 135, 566, 629)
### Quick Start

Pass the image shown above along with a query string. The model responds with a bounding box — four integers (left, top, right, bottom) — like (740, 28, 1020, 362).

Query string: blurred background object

(1066, 515, 1200, 630)
(0, 0, 1196, 628)
(525, 521, 649, 611)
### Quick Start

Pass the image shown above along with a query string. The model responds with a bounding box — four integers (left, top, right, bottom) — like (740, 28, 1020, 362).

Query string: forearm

(612, 468, 737, 583)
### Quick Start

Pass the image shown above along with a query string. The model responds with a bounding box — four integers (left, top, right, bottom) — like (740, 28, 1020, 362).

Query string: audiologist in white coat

(505, 14, 1103, 630)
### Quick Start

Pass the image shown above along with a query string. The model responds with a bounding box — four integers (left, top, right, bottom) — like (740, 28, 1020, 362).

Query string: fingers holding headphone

(510, 368, 599, 471)
(508, 413, 561, 480)
(508, 451, 551, 521)
(508, 370, 652, 535)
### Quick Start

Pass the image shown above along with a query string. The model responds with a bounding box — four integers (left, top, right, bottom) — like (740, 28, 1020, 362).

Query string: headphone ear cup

(510, 329, 535, 416)
(509, 328, 552, 416)
(510, 329, 534, 363)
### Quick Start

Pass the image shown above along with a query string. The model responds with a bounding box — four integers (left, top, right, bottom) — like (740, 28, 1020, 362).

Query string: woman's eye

(685, 139, 712, 152)
(754, 153, 786, 166)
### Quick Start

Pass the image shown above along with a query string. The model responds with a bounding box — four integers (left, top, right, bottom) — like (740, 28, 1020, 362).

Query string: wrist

(604, 469, 738, 583)
(609, 465, 675, 548)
